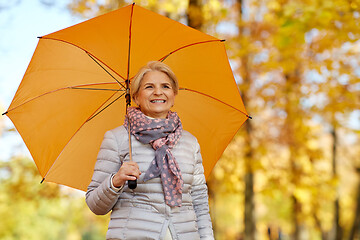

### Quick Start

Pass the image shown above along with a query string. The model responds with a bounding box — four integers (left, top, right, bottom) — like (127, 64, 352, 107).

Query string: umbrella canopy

(3, 4, 250, 191)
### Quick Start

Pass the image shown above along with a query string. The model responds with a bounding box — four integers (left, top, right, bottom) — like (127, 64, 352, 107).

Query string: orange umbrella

(3, 4, 250, 191)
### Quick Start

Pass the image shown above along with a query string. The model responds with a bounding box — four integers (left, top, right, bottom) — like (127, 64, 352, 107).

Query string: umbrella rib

(180, 87, 252, 119)
(42, 91, 124, 181)
(159, 39, 225, 62)
(71, 87, 124, 91)
(126, 2, 135, 81)
(5, 83, 123, 114)
(86, 92, 126, 123)
(39, 37, 127, 84)
(124, 3, 135, 109)
(86, 53, 126, 89)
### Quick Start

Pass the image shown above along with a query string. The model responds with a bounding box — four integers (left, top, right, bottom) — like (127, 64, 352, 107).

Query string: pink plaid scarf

(124, 107, 183, 207)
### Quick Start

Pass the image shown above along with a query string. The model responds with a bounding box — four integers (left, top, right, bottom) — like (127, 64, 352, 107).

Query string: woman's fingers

(122, 162, 141, 177)
(112, 162, 141, 187)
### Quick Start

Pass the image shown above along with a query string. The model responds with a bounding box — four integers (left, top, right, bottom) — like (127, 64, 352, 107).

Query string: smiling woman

(85, 61, 214, 240)
(132, 62, 178, 119)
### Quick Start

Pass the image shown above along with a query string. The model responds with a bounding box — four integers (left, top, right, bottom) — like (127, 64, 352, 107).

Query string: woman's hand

(112, 162, 141, 188)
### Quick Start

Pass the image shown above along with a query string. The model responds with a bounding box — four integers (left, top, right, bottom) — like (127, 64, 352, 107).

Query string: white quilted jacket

(86, 125, 214, 240)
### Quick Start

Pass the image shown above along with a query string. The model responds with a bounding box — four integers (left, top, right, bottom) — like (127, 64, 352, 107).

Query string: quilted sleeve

(191, 141, 215, 240)
(85, 129, 124, 215)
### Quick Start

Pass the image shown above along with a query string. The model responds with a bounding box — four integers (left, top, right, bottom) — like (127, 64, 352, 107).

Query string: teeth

(151, 100, 165, 103)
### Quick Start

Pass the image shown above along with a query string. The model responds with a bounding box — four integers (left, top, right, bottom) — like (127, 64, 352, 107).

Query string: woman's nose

(153, 86, 162, 95)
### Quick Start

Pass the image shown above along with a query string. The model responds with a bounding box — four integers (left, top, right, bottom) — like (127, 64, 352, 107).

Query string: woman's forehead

(141, 71, 171, 83)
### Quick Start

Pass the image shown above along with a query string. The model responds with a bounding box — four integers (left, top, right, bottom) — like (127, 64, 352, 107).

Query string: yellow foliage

(4, 0, 359, 239)
(0, 157, 108, 239)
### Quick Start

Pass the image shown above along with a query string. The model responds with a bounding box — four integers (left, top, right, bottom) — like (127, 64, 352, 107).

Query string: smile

(150, 100, 166, 103)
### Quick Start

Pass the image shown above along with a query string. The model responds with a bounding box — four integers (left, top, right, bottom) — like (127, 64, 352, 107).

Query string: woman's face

(134, 70, 175, 119)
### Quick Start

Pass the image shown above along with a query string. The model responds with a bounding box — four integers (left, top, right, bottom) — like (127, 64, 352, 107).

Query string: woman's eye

(145, 85, 153, 89)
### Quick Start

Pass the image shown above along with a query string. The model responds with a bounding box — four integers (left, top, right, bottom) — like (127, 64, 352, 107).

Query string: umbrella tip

(221, 39, 226, 42)
(247, 115, 252, 119)
(2, 111, 8, 116)
(40, 178, 45, 184)
(132, 2, 135, 5)
(37, 36, 43, 39)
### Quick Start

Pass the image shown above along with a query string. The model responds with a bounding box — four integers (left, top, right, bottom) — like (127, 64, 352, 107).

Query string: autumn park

(0, 0, 359, 239)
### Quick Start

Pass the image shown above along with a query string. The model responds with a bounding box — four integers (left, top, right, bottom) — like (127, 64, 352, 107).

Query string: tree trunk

(331, 128, 343, 240)
(348, 168, 360, 240)
(289, 146, 301, 240)
(237, 0, 256, 238)
(284, 73, 302, 240)
(291, 194, 300, 240)
(244, 117, 255, 240)
(313, 211, 328, 240)
(187, 0, 203, 29)
(244, 168, 255, 240)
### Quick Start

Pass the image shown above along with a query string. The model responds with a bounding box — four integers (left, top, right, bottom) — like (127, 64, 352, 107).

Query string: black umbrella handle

(128, 179, 137, 189)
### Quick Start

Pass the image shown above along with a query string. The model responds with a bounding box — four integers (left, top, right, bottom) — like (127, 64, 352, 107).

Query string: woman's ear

(133, 95, 139, 106)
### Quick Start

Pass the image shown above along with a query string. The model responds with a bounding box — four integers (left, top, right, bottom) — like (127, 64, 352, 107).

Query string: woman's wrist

(110, 174, 124, 192)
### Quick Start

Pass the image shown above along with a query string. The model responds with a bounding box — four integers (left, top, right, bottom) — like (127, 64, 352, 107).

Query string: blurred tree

(297, 1, 360, 239)
(187, 0, 203, 29)
(215, 0, 360, 239)
(348, 166, 360, 240)
(67, 0, 189, 21)
(257, 0, 360, 239)
(53, 1, 360, 239)
(235, 0, 256, 239)
(68, 0, 128, 18)
(0, 156, 108, 239)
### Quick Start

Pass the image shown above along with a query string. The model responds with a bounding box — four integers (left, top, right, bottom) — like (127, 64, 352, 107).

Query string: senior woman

(86, 61, 214, 240)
